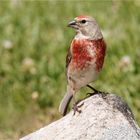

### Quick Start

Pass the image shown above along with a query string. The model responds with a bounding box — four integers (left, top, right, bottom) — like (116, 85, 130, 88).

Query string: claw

(72, 102, 84, 115)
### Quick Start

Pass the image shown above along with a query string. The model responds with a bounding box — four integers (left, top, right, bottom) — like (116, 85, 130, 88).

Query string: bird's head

(68, 15, 102, 40)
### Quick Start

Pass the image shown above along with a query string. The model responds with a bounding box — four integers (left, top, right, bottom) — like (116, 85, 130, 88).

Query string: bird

(59, 15, 106, 116)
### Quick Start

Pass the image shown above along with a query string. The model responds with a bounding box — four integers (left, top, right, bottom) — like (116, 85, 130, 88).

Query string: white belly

(76, 67, 98, 90)
(68, 63, 99, 90)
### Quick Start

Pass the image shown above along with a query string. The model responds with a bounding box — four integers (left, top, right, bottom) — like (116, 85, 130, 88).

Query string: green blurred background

(0, 0, 140, 139)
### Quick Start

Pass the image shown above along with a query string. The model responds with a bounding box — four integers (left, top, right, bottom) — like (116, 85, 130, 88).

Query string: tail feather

(59, 92, 73, 116)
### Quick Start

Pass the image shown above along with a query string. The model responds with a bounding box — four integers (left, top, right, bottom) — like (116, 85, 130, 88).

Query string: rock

(20, 93, 140, 140)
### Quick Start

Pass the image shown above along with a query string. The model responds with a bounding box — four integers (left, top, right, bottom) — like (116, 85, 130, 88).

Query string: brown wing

(66, 47, 72, 71)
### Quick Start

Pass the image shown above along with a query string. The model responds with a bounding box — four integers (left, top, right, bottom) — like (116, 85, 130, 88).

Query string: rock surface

(20, 93, 140, 140)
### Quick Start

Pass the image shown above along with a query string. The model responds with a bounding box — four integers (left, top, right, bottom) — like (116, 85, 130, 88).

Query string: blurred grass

(0, 0, 140, 139)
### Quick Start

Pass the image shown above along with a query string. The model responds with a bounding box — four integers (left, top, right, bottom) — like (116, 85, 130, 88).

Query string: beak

(68, 20, 77, 28)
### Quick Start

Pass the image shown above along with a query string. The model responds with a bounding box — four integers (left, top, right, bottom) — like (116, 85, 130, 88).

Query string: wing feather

(66, 47, 72, 71)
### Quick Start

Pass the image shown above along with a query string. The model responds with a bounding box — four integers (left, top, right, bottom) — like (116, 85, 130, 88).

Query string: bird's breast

(71, 38, 106, 71)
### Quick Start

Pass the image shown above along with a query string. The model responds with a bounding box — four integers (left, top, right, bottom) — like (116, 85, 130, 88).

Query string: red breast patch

(71, 39, 106, 71)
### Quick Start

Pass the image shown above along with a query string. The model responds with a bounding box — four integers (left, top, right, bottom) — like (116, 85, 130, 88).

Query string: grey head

(68, 15, 103, 40)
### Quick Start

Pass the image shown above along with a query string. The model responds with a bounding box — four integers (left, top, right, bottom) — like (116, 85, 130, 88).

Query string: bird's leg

(87, 84, 99, 92)
(86, 84, 102, 96)
(72, 96, 84, 115)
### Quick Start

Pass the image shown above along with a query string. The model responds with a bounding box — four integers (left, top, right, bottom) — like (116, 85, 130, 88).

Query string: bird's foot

(72, 101, 84, 115)
(86, 85, 102, 97)
(86, 92, 99, 96)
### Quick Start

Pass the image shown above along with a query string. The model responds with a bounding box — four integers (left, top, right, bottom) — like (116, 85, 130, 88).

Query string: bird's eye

(81, 20, 86, 24)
